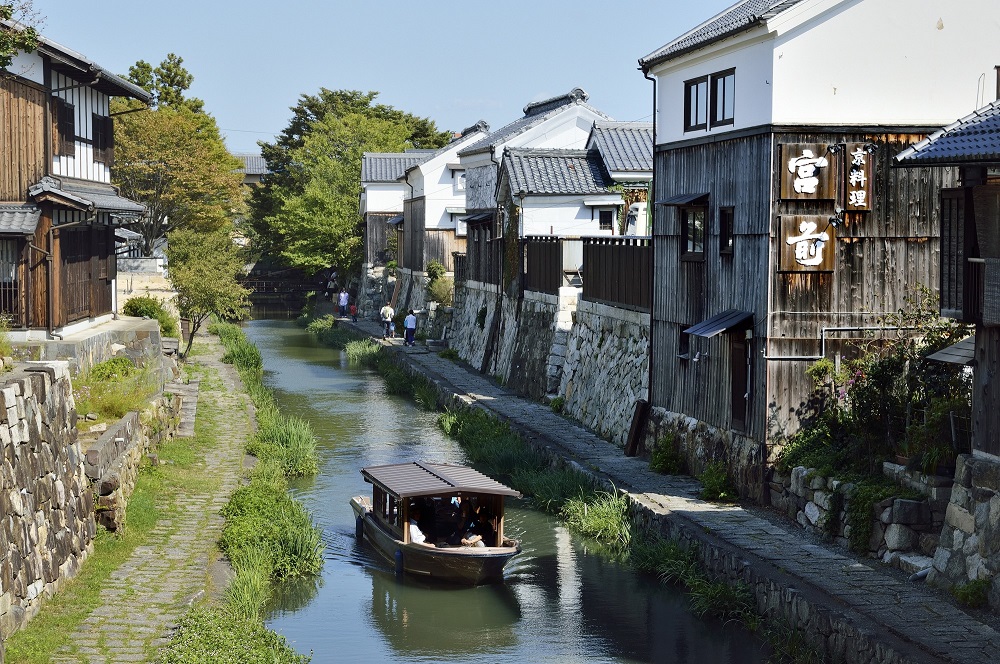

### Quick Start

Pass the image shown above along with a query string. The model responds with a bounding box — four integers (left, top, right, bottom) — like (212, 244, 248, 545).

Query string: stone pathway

(342, 315, 1000, 664)
(51, 336, 249, 663)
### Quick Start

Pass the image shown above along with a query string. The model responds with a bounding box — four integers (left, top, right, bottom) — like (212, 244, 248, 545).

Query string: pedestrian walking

(324, 278, 335, 301)
(338, 289, 349, 316)
(404, 309, 417, 346)
(380, 302, 395, 339)
(349, 302, 358, 322)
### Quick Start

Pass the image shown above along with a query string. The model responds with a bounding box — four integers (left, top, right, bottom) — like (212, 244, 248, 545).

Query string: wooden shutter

(91, 114, 115, 165)
(55, 100, 75, 156)
(104, 115, 115, 166)
(730, 335, 749, 431)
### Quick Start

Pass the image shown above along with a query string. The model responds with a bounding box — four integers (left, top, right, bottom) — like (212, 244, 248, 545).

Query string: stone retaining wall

(558, 300, 648, 448)
(448, 280, 501, 372)
(0, 362, 93, 645)
(927, 454, 1000, 606)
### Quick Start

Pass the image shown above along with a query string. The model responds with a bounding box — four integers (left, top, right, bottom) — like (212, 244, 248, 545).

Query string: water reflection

(248, 321, 767, 663)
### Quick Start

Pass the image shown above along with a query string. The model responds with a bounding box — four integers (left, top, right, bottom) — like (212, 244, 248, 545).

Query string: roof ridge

(523, 87, 589, 116)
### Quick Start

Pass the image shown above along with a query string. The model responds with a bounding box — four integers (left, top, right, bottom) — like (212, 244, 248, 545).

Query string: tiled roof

(28, 176, 145, 215)
(639, 0, 805, 70)
(0, 205, 41, 235)
(234, 153, 269, 175)
(587, 121, 653, 173)
(502, 148, 613, 196)
(894, 100, 1000, 166)
(458, 88, 612, 157)
(361, 152, 434, 182)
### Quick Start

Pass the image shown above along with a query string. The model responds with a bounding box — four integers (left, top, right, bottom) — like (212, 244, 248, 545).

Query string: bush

(438, 348, 460, 361)
(344, 338, 381, 364)
(698, 461, 738, 502)
(427, 275, 453, 306)
(549, 396, 564, 413)
(649, 434, 683, 475)
(476, 306, 488, 330)
(413, 379, 438, 411)
(75, 361, 158, 420)
(953, 578, 991, 609)
(88, 357, 137, 382)
(0, 314, 13, 358)
(123, 295, 179, 337)
(426, 259, 446, 284)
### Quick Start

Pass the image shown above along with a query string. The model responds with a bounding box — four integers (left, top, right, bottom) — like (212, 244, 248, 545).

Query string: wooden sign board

(780, 143, 837, 201)
(780, 215, 836, 272)
(845, 142, 873, 212)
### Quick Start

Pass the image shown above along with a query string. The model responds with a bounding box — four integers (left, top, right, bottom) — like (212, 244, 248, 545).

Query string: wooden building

(639, 0, 996, 498)
(0, 24, 150, 336)
(895, 99, 1000, 459)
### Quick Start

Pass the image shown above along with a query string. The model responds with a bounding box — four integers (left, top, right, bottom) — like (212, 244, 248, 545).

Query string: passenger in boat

(471, 509, 496, 546)
(408, 506, 428, 545)
(447, 502, 476, 545)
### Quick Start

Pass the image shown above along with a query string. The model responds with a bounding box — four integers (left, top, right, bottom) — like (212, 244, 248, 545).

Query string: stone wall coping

(23, 360, 70, 382)
(84, 411, 140, 481)
(522, 289, 558, 306)
(577, 298, 651, 325)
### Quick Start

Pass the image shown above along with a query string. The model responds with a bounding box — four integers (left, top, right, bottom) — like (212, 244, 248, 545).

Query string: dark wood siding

(364, 212, 395, 265)
(973, 327, 1000, 458)
(401, 197, 425, 271)
(424, 229, 463, 271)
(0, 77, 47, 201)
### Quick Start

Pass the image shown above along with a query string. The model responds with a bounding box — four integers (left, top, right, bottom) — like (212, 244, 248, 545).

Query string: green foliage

(0, 4, 38, 70)
(427, 275, 454, 306)
(220, 461, 324, 580)
(221, 338, 264, 378)
(561, 489, 632, 549)
(344, 338, 382, 364)
(225, 544, 273, 620)
(698, 461, 738, 502)
(426, 259, 446, 284)
(952, 578, 991, 609)
(476, 306, 488, 330)
(126, 53, 204, 113)
(412, 380, 438, 411)
(168, 228, 251, 357)
(437, 348, 460, 361)
(304, 314, 360, 348)
(385, 259, 397, 275)
(158, 607, 309, 664)
(122, 295, 179, 337)
(0, 313, 12, 358)
(549, 396, 564, 413)
(845, 480, 907, 553)
(649, 433, 683, 475)
(88, 357, 137, 382)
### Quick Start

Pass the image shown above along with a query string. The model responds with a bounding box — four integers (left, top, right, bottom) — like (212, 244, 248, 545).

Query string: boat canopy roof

(361, 461, 522, 499)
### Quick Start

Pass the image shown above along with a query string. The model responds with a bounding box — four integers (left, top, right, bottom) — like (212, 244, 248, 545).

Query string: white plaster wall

(651, 34, 774, 145)
(51, 71, 111, 183)
(8, 50, 43, 84)
(770, 0, 1000, 126)
(362, 183, 406, 215)
(521, 198, 615, 237)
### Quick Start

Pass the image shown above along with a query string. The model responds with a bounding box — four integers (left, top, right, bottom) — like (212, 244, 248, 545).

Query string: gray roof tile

(0, 205, 41, 235)
(458, 88, 612, 157)
(502, 149, 612, 196)
(28, 176, 145, 215)
(639, 0, 805, 70)
(361, 152, 434, 183)
(234, 153, 269, 175)
(587, 121, 653, 174)
(894, 100, 1000, 166)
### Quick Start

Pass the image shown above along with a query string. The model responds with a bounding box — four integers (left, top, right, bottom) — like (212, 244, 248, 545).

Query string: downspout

(643, 67, 657, 406)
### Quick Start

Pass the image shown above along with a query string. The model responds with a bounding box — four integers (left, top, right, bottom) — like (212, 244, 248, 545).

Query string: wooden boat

(350, 461, 522, 585)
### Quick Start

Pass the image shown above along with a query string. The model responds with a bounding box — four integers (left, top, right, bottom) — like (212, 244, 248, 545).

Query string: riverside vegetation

(158, 323, 323, 663)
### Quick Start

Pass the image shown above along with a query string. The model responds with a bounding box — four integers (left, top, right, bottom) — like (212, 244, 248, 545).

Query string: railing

(966, 258, 985, 324)
(452, 252, 467, 283)
(582, 236, 651, 312)
(523, 237, 563, 295)
(0, 283, 20, 327)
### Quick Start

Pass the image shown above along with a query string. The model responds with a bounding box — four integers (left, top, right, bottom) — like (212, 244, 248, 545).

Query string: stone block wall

(495, 291, 560, 400)
(927, 454, 1000, 606)
(448, 280, 501, 372)
(0, 362, 94, 644)
(358, 264, 389, 321)
(558, 300, 648, 448)
(768, 465, 946, 572)
(15, 319, 167, 378)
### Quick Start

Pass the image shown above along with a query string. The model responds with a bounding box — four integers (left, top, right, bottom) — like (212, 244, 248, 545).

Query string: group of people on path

(379, 302, 418, 346)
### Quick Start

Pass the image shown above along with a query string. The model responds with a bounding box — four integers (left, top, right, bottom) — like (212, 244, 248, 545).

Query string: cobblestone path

(344, 317, 1000, 664)
(51, 337, 249, 663)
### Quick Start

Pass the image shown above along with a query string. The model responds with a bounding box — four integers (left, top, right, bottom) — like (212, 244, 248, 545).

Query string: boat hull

(351, 497, 519, 585)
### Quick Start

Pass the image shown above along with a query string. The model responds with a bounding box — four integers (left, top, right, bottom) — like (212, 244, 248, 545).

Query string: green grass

(74, 361, 160, 423)
(304, 314, 362, 348)
(157, 607, 309, 664)
(345, 338, 382, 364)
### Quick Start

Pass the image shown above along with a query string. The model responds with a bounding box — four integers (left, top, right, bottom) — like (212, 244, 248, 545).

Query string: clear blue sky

(36, 0, 734, 154)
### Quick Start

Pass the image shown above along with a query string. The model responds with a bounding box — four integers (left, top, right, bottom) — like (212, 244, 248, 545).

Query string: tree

(248, 89, 451, 265)
(167, 226, 251, 357)
(113, 56, 243, 256)
(0, 3, 39, 70)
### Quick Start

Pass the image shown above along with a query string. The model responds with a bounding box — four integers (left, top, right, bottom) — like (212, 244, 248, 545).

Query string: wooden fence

(582, 236, 651, 312)
(523, 236, 563, 295)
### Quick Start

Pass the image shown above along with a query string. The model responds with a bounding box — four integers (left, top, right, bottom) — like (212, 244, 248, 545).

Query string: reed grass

(413, 380, 438, 410)
(74, 360, 160, 421)
(225, 544, 273, 620)
(344, 338, 382, 364)
(561, 488, 632, 549)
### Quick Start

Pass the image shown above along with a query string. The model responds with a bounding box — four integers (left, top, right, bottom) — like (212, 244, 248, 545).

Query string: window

(684, 68, 735, 132)
(710, 69, 736, 127)
(684, 76, 708, 131)
(55, 100, 75, 156)
(678, 330, 691, 360)
(92, 114, 114, 164)
(730, 333, 749, 431)
(719, 207, 734, 254)
(598, 209, 613, 232)
(453, 169, 466, 191)
(681, 206, 705, 258)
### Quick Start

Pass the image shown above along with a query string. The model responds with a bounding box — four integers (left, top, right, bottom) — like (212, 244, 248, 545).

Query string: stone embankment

(346, 315, 1000, 664)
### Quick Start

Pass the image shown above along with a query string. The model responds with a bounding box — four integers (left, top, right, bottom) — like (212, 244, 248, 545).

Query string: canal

(246, 320, 768, 663)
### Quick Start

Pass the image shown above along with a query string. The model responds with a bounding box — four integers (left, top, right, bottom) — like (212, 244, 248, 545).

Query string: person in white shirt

(379, 303, 394, 338)
(404, 309, 417, 346)
(408, 506, 427, 544)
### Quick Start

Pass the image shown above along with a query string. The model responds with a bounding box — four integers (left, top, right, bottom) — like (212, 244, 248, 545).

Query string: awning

(386, 214, 404, 226)
(657, 192, 709, 206)
(361, 461, 521, 499)
(685, 309, 753, 338)
(460, 211, 494, 224)
(115, 227, 143, 243)
(583, 196, 625, 206)
(0, 204, 41, 235)
(28, 176, 145, 216)
(926, 335, 976, 365)
(445, 207, 466, 214)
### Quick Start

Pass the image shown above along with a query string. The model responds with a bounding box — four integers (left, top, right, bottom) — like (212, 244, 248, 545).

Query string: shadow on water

(247, 320, 768, 664)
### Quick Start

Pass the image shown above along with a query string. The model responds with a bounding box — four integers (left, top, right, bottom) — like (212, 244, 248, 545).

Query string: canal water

(246, 320, 768, 664)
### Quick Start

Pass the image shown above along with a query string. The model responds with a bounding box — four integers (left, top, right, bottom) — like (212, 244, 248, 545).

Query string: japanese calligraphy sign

(780, 215, 836, 272)
(845, 142, 873, 211)
(780, 144, 837, 200)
